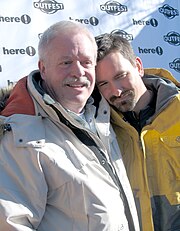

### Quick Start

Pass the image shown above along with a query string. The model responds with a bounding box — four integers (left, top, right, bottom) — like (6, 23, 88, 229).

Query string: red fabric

(1, 77, 35, 116)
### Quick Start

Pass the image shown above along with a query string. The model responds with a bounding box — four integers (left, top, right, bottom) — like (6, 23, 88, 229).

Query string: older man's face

(39, 32, 97, 114)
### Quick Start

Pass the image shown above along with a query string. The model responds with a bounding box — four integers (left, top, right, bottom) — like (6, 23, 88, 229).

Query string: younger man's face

(96, 51, 144, 112)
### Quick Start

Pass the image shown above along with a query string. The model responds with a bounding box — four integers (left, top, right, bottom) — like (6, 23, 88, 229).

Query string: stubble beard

(109, 90, 136, 112)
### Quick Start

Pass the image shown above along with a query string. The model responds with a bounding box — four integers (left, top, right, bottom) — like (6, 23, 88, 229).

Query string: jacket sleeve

(0, 126, 48, 231)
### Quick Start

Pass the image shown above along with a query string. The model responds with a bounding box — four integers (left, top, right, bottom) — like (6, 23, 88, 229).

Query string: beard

(109, 89, 136, 112)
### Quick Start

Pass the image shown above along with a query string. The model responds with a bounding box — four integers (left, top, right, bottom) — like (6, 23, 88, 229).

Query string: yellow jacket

(111, 68, 180, 231)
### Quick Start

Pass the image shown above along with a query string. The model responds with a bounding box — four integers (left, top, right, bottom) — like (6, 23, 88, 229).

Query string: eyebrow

(59, 55, 72, 60)
(60, 55, 94, 60)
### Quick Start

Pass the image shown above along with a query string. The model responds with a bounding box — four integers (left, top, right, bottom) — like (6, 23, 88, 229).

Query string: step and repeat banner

(0, 0, 179, 87)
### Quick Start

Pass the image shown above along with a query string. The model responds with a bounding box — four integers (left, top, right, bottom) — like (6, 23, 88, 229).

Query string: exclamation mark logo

(26, 46, 36, 56)
(21, 14, 31, 24)
(89, 16, 99, 26)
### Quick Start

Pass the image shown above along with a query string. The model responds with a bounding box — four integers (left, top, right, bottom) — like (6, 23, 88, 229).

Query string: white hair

(38, 20, 97, 60)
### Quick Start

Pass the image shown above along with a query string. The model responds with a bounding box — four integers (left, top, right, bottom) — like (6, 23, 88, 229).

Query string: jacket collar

(1, 76, 35, 116)
(143, 74, 179, 113)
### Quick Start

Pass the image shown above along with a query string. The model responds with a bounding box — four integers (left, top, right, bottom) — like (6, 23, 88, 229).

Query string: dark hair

(95, 33, 136, 66)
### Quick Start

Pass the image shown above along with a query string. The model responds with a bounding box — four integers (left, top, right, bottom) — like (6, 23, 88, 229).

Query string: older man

(0, 22, 139, 231)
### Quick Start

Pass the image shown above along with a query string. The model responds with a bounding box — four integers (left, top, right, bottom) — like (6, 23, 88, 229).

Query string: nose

(70, 61, 85, 77)
(110, 83, 122, 97)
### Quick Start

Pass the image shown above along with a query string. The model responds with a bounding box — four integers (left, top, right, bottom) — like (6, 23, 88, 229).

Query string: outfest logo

(159, 4, 179, 19)
(100, 1, 127, 15)
(169, 58, 180, 73)
(111, 29, 133, 41)
(33, 0, 64, 14)
(164, 31, 180, 46)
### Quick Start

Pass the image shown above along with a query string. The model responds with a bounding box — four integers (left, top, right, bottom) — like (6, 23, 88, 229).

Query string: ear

(135, 57, 144, 77)
(38, 60, 46, 80)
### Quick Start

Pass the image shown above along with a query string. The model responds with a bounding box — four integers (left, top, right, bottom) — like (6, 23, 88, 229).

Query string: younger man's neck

(133, 90, 153, 116)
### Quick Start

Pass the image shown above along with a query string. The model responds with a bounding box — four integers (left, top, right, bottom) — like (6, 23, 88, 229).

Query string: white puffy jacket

(0, 70, 140, 231)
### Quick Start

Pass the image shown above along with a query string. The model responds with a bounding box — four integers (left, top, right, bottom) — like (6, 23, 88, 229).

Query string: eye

(81, 60, 94, 68)
(59, 60, 73, 66)
(115, 72, 128, 79)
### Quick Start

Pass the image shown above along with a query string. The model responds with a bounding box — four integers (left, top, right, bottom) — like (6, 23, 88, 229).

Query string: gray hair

(38, 20, 97, 60)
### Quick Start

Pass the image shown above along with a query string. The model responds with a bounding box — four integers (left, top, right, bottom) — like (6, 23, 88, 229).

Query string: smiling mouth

(66, 83, 86, 88)
(64, 76, 91, 88)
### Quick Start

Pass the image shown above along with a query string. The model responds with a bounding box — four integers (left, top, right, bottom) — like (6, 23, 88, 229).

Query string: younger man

(95, 33, 180, 231)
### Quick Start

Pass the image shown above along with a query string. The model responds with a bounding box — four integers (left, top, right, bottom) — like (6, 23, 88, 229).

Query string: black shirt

(122, 91, 156, 134)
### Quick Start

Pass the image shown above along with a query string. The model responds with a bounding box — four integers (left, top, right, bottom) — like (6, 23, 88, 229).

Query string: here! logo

(0, 14, 31, 24)
(69, 16, 99, 26)
(100, 1, 127, 16)
(33, 0, 64, 14)
(2, 46, 36, 56)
